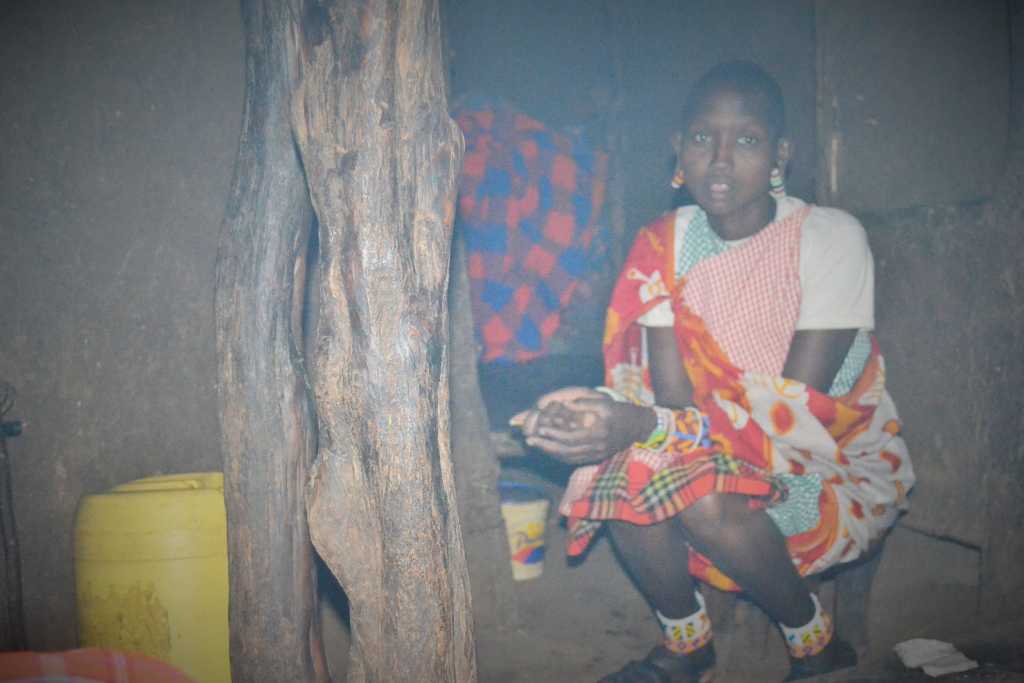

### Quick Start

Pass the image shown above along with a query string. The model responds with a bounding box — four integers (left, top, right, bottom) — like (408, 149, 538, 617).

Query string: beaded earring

(769, 166, 786, 199)
(671, 167, 685, 189)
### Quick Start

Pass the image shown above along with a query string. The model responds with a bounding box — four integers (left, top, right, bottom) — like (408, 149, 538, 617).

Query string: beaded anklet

(780, 594, 833, 658)
(656, 590, 713, 655)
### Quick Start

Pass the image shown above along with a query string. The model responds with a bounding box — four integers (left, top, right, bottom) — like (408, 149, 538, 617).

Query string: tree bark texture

(215, 2, 327, 681)
(291, 1, 475, 682)
(218, 1, 473, 679)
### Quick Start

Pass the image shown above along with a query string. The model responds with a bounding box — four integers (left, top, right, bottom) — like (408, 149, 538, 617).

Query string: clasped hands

(509, 387, 656, 466)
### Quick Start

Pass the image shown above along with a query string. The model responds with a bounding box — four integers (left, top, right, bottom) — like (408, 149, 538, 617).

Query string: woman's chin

(700, 197, 736, 216)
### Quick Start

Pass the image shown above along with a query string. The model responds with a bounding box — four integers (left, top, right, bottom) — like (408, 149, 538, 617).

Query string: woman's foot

(784, 636, 857, 681)
(598, 643, 716, 683)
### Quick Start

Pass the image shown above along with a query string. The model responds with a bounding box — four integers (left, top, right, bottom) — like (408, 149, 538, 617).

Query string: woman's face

(678, 88, 788, 236)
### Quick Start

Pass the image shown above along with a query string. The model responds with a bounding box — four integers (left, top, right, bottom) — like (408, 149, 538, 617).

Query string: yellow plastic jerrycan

(74, 472, 230, 683)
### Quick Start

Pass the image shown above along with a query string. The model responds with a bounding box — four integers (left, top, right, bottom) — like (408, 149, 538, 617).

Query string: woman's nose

(711, 137, 733, 167)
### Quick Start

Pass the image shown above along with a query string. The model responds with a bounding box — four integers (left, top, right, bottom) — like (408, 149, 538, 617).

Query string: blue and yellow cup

(498, 481, 550, 581)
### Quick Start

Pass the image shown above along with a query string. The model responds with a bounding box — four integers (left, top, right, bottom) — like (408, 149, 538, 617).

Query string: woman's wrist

(634, 405, 670, 450)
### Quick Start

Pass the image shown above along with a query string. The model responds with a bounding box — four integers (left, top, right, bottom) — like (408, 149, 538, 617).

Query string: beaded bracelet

(674, 406, 710, 452)
(594, 386, 678, 453)
(636, 405, 674, 451)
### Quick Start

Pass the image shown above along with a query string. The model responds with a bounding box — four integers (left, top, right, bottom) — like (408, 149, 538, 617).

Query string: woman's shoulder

(782, 198, 870, 254)
(796, 200, 867, 237)
(794, 201, 876, 266)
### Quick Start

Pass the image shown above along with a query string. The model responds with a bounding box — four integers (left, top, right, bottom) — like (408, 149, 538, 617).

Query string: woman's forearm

(647, 326, 694, 408)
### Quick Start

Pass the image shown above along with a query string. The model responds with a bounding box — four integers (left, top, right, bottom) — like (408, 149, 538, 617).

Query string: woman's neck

(706, 194, 777, 241)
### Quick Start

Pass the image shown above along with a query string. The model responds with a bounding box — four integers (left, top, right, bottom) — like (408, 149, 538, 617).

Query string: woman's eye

(691, 132, 710, 144)
(738, 135, 759, 146)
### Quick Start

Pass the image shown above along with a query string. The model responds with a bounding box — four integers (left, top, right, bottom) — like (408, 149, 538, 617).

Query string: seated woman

(512, 61, 915, 682)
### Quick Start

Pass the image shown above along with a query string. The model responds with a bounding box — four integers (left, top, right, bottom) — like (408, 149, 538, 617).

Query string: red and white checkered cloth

(680, 205, 808, 376)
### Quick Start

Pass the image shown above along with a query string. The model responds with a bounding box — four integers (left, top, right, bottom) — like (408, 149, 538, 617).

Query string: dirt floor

(320, 484, 1024, 682)
(472, 510, 1024, 682)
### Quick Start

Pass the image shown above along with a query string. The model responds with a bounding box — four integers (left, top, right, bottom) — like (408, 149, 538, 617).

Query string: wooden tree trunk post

(217, 0, 473, 680)
(215, 2, 327, 681)
(292, 1, 475, 681)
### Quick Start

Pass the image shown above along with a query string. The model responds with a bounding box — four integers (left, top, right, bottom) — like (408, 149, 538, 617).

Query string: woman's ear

(776, 137, 792, 173)
(670, 131, 686, 189)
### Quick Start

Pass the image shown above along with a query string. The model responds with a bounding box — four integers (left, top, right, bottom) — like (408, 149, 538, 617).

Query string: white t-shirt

(638, 196, 874, 331)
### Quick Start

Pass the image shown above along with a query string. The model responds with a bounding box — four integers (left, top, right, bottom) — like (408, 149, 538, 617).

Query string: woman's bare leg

(604, 520, 715, 682)
(607, 519, 698, 617)
(676, 493, 814, 627)
(604, 494, 854, 681)
(608, 494, 812, 626)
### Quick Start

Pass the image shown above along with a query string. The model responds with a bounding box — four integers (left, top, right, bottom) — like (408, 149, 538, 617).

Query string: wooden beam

(215, 1, 326, 680)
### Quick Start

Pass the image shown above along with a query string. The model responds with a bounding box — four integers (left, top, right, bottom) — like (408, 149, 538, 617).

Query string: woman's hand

(510, 387, 656, 466)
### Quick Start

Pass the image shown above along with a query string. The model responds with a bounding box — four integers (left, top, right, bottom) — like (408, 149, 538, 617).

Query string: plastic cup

(498, 481, 550, 581)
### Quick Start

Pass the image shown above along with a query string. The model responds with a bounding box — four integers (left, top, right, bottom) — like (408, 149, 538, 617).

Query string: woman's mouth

(710, 182, 730, 193)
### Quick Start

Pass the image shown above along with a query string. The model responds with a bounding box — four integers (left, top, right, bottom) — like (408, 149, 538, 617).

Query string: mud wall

(863, 191, 1024, 644)
(838, 2, 1024, 631)
(0, 1, 242, 647)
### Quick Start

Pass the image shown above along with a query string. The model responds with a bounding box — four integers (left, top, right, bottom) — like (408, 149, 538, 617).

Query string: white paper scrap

(893, 639, 979, 677)
(894, 639, 958, 668)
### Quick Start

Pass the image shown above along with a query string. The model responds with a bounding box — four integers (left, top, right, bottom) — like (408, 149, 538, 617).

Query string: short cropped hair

(682, 61, 786, 139)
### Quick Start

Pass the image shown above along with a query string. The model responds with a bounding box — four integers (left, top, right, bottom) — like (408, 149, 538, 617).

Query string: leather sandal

(785, 637, 857, 681)
(597, 644, 716, 683)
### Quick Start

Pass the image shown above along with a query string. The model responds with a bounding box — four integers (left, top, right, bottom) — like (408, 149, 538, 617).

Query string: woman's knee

(678, 492, 748, 537)
(607, 519, 655, 547)
(607, 518, 684, 553)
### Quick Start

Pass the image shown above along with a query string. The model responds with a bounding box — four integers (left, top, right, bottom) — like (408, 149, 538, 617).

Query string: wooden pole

(215, 1, 326, 679)
(291, 0, 476, 681)
(218, 1, 474, 678)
